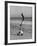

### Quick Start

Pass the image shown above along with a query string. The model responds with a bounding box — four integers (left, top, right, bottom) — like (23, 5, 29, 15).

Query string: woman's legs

(17, 21, 23, 36)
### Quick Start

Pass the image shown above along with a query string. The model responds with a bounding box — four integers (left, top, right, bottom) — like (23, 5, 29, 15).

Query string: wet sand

(10, 20, 32, 40)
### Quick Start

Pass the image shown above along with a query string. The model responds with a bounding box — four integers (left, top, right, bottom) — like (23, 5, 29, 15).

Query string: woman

(17, 13, 24, 36)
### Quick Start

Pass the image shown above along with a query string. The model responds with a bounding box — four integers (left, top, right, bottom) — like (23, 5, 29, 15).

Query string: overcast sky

(10, 6, 32, 17)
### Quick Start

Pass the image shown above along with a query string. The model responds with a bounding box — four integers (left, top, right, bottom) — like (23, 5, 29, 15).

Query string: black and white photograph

(10, 5, 32, 40)
(5, 1, 36, 45)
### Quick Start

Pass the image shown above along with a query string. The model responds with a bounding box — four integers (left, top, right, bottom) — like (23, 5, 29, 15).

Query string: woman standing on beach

(17, 13, 24, 36)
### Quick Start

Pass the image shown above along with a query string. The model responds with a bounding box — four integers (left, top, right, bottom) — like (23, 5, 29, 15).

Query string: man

(17, 13, 24, 36)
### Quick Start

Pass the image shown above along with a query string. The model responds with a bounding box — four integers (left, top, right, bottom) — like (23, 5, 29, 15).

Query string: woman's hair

(21, 13, 24, 21)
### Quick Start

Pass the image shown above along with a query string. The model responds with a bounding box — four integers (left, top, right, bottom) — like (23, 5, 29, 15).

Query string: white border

(8, 3, 35, 43)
